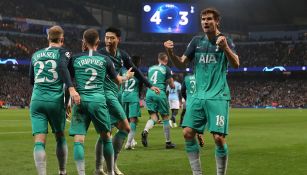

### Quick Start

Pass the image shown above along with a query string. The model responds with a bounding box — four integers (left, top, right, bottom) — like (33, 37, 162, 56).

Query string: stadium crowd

(1, 66, 306, 108)
(1, 33, 306, 67)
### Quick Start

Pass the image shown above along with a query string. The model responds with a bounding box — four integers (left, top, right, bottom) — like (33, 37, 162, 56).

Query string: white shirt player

(167, 81, 181, 109)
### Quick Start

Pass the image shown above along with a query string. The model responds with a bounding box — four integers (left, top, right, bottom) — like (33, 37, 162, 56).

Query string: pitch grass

(0, 108, 307, 175)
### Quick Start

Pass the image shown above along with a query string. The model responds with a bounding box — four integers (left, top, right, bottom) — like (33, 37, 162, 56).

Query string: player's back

(184, 74, 196, 101)
(121, 67, 140, 102)
(31, 46, 67, 102)
(72, 50, 109, 102)
(148, 64, 172, 93)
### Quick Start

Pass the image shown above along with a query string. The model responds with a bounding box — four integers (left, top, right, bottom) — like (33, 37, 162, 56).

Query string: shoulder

(98, 47, 108, 55)
(118, 49, 130, 60)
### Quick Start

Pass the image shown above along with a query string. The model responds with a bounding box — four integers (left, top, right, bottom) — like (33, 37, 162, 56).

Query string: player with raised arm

(164, 8, 239, 175)
(98, 27, 160, 175)
(29, 25, 80, 175)
(122, 56, 143, 150)
(141, 52, 176, 149)
(68, 28, 134, 175)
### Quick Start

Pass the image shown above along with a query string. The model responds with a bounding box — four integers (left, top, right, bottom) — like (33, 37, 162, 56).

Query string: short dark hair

(83, 28, 99, 46)
(158, 52, 168, 61)
(105, 27, 121, 37)
(47, 25, 64, 43)
(131, 55, 141, 67)
(200, 7, 221, 22)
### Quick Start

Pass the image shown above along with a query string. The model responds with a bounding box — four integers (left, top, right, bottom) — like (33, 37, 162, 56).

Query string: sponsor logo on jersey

(199, 54, 217, 64)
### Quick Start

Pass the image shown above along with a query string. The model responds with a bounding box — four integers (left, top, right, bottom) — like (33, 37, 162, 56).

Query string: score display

(141, 3, 198, 34)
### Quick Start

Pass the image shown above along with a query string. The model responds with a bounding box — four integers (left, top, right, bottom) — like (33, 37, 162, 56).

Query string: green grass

(0, 108, 307, 175)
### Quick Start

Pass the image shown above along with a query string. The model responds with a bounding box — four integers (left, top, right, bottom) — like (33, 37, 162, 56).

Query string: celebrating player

(68, 28, 134, 175)
(121, 56, 143, 150)
(98, 27, 160, 175)
(164, 8, 239, 175)
(141, 52, 176, 149)
(29, 25, 80, 175)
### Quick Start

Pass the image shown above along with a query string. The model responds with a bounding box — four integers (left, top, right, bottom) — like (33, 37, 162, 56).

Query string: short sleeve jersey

(167, 81, 181, 101)
(147, 64, 172, 92)
(184, 35, 236, 100)
(121, 67, 140, 103)
(31, 47, 70, 103)
(71, 50, 117, 102)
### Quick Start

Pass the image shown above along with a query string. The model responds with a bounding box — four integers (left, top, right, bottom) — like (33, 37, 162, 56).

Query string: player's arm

(166, 78, 175, 89)
(216, 36, 240, 68)
(166, 85, 170, 97)
(59, 50, 80, 104)
(138, 82, 144, 98)
(164, 40, 192, 69)
(122, 53, 160, 94)
(181, 80, 187, 101)
(177, 83, 182, 106)
(166, 66, 175, 89)
(106, 58, 134, 85)
(29, 59, 34, 85)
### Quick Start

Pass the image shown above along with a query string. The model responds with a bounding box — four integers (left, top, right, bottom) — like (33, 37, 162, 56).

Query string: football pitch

(0, 108, 307, 175)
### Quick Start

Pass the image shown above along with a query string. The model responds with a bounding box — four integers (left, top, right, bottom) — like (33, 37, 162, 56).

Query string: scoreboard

(141, 2, 199, 34)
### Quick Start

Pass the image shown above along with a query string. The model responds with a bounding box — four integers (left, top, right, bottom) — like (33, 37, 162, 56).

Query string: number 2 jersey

(30, 46, 71, 103)
(69, 50, 117, 102)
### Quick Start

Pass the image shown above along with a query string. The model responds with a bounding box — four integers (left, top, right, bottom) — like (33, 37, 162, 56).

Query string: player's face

(201, 13, 218, 34)
(105, 32, 119, 49)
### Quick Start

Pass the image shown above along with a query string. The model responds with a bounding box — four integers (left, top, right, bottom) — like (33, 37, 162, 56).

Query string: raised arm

(216, 36, 240, 68)
(164, 40, 189, 69)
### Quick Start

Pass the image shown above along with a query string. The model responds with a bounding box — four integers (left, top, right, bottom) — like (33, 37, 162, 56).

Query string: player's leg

(161, 114, 176, 149)
(142, 92, 158, 147)
(85, 101, 114, 175)
(142, 111, 158, 147)
(73, 135, 86, 175)
(106, 94, 129, 175)
(30, 101, 49, 175)
(182, 97, 206, 175)
(54, 132, 68, 175)
(125, 102, 141, 149)
(205, 100, 230, 175)
(158, 93, 176, 148)
(125, 117, 137, 150)
(69, 103, 91, 175)
(33, 134, 47, 175)
(49, 103, 68, 175)
(170, 100, 179, 127)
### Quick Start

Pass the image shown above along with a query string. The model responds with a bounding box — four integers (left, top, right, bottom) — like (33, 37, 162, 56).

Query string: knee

(213, 133, 226, 145)
(74, 135, 85, 143)
(117, 119, 131, 133)
(183, 128, 195, 140)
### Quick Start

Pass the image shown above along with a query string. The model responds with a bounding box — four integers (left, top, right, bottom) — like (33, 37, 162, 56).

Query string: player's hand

(69, 87, 81, 105)
(126, 67, 135, 79)
(216, 35, 228, 51)
(150, 86, 160, 94)
(164, 40, 174, 50)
